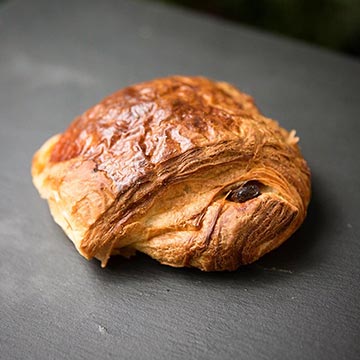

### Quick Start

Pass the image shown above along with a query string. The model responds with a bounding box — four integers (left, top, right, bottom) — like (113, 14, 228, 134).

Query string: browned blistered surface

(32, 76, 311, 271)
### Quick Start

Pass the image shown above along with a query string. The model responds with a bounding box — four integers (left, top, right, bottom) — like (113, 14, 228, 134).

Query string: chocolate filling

(227, 181, 261, 203)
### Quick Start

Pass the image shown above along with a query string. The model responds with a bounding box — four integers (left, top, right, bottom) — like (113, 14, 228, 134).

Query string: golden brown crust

(32, 76, 311, 271)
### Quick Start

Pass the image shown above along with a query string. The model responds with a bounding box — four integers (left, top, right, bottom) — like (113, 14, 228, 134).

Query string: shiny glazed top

(50, 76, 309, 209)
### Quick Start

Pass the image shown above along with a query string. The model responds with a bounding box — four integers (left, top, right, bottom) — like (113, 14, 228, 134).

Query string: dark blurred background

(148, 0, 360, 57)
(0, 0, 359, 57)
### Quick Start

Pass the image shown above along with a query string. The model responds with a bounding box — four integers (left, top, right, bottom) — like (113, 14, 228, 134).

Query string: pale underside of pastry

(32, 76, 311, 271)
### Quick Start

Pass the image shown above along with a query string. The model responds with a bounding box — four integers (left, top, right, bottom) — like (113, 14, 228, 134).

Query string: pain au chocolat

(32, 76, 311, 271)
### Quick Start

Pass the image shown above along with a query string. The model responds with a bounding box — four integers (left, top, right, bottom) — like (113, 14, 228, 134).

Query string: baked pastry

(32, 76, 311, 271)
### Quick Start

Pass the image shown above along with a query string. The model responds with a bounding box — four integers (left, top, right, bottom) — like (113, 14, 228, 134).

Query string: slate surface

(0, 0, 359, 359)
